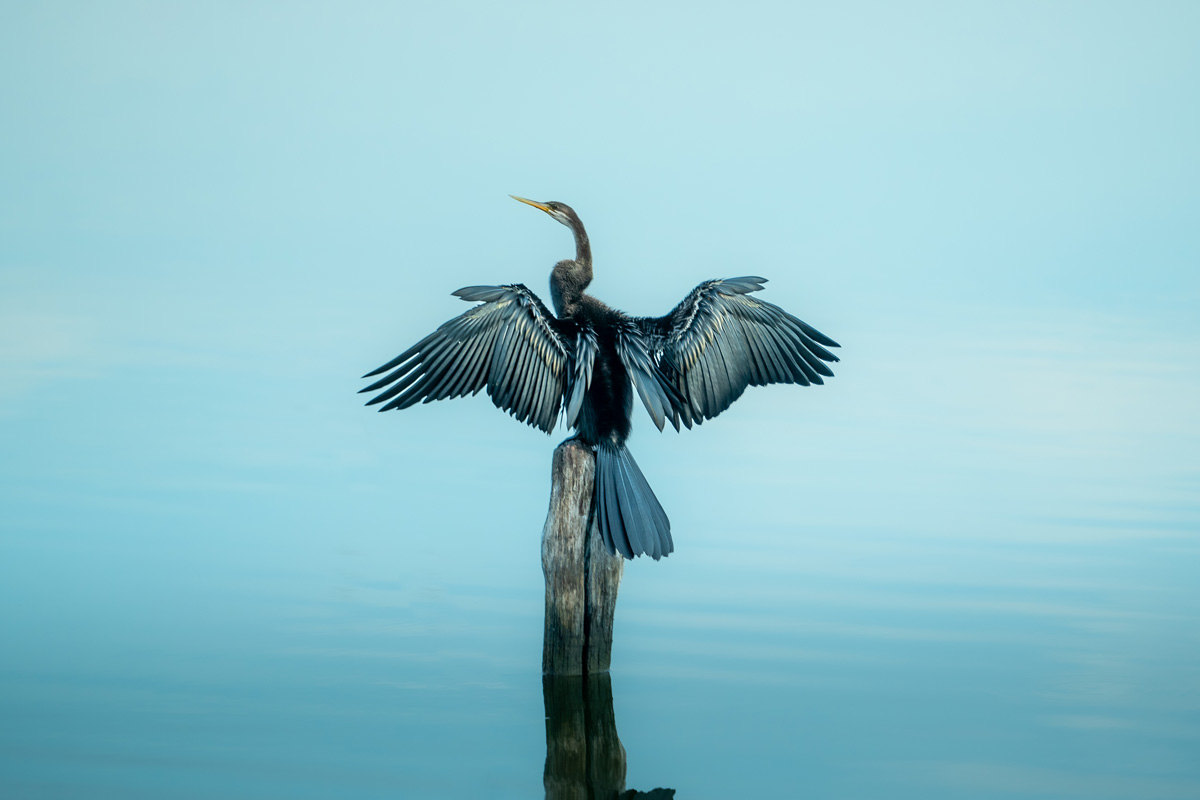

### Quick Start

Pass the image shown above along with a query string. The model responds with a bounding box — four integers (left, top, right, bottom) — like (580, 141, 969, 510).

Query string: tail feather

(615, 457, 653, 559)
(595, 442, 673, 560)
(598, 451, 632, 559)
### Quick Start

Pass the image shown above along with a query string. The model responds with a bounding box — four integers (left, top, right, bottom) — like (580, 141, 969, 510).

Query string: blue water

(3, 518, 1197, 798)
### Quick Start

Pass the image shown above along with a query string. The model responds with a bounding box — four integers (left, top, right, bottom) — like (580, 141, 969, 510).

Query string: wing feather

(360, 284, 577, 434)
(564, 328, 597, 429)
(613, 321, 676, 432)
(636, 277, 840, 425)
(502, 318, 536, 419)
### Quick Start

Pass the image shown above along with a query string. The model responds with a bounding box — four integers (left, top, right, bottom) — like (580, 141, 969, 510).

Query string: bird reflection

(543, 674, 674, 799)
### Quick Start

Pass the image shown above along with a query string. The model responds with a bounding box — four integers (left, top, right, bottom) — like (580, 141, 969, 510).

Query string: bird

(360, 196, 840, 560)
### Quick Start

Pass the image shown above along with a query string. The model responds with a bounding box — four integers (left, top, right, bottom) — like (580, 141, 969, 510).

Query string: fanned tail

(594, 442, 673, 560)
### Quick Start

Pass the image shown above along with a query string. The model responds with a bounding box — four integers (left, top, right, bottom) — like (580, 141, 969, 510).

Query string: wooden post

(542, 439, 624, 675)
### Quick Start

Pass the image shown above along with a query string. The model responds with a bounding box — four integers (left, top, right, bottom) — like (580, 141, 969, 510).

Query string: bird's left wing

(614, 319, 684, 433)
(637, 276, 840, 429)
(360, 284, 585, 434)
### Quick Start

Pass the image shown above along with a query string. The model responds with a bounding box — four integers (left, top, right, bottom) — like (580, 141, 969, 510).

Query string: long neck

(572, 219, 591, 271)
(550, 218, 593, 317)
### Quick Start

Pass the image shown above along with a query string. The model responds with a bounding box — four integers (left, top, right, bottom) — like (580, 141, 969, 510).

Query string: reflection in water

(543, 674, 675, 800)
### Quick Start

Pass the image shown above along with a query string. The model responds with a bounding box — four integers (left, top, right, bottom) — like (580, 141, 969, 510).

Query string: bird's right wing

(360, 284, 591, 434)
(639, 276, 840, 429)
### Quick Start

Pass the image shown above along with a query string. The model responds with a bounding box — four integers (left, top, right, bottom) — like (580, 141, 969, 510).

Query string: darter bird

(361, 196, 840, 560)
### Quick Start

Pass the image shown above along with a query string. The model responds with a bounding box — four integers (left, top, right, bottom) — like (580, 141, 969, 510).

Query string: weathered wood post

(542, 439, 624, 675)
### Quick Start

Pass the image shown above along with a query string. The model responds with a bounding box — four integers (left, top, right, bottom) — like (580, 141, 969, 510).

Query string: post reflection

(542, 673, 675, 799)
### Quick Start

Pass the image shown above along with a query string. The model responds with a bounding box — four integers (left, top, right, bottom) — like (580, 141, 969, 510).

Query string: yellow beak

(510, 195, 552, 213)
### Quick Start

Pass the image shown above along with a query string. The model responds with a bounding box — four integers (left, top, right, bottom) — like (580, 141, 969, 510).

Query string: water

(3, 522, 1196, 798)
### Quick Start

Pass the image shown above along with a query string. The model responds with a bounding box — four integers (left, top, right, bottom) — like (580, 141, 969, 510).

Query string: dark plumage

(361, 197, 840, 560)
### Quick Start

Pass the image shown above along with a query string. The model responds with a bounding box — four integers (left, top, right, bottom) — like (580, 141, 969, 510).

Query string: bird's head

(510, 195, 578, 229)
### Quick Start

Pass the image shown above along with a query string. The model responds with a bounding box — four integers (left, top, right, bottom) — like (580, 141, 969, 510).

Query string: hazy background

(2, 2, 1198, 797)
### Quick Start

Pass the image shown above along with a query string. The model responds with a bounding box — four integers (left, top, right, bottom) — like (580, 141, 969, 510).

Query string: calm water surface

(3, 518, 1197, 798)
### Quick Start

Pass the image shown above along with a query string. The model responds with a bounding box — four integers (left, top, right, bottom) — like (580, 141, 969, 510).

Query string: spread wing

(638, 276, 840, 429)
(614, 318, 685, 433)
(360, 284, 591, 434)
